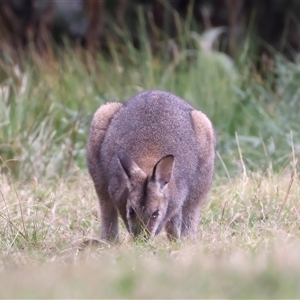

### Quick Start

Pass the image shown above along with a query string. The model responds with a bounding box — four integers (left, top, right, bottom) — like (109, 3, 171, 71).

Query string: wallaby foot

(165, 212, 182, 241)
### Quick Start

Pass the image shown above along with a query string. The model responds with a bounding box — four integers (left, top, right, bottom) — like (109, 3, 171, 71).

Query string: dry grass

(1, 167, 300, 298)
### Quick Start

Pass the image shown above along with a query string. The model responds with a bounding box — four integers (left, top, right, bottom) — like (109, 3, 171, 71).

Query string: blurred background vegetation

(2, 0, 300, 58)
(0, 0, 300, 180)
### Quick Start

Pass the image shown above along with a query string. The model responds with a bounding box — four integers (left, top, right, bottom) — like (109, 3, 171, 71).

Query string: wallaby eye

(152, 210, 159, 219)
(128, 207, 135, 218)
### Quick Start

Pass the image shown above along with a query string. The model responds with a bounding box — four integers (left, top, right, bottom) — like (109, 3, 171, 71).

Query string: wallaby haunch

(87, 90, 216, 242)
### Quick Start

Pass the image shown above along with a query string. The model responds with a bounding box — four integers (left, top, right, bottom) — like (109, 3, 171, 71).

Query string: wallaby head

(118, 151, 174, 240)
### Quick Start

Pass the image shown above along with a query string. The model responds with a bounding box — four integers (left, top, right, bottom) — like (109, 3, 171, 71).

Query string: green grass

(1, 30, 300, 297)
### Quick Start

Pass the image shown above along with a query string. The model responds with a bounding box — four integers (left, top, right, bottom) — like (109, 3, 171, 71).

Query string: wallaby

(87, 90, 216, 243)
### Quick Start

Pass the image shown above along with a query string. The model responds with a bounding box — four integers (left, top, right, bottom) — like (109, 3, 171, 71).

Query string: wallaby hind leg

(87, 102, 123, 243)
(98, 189, 119, 243)
(165, 212, 182, 241)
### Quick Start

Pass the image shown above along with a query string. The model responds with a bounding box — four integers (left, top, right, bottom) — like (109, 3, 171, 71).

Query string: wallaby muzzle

(131, 228, 151, 242)
(129, 218, 153, 242)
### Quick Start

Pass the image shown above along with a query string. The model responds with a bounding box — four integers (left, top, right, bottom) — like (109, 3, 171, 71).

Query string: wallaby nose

(132, 227, 151, 242)
(134, 234, 149, 243)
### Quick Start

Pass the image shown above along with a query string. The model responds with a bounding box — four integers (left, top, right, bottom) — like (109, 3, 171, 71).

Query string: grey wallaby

(87, 90, 216, 243)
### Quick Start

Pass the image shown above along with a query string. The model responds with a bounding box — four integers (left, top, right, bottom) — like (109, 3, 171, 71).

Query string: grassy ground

(1, 171, 300, 298)
(1, 34, 300, 297)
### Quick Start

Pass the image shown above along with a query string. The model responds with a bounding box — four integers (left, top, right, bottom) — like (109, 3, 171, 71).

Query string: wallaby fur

(87, 90, 216, 243)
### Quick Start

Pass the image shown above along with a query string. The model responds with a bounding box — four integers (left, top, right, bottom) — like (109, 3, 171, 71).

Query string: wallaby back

(87, 90, 216, 242)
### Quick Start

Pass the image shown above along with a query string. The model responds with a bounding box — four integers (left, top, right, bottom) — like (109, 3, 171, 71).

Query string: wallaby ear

(118, 152, 142, 180)
(152, 155, 174, 189)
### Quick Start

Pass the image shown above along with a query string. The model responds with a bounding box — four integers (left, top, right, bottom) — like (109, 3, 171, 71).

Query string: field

(1, 34, 300, 298)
